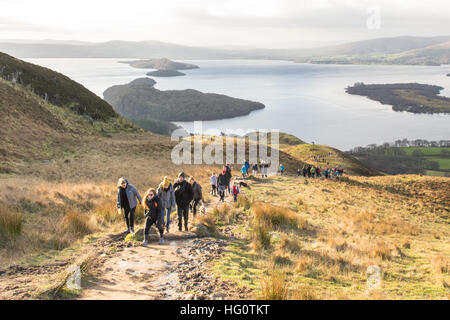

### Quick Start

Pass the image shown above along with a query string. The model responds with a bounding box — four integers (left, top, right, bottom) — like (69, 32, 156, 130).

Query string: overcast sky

(0, 0, 449, 48)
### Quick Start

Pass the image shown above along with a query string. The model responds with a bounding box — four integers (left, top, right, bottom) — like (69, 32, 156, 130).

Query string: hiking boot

(178, 226, 182, 232)
(166, 226, 170, 233)
(130, 228, 135, 233)
(142, 240, 148, 247)
(184, 225, 189, 232)
(159, 237, 164, 245)
(124, 229, 130, 234)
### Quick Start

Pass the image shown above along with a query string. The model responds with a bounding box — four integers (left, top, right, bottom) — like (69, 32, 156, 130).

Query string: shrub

(289, 284, 318, 300)
(93, 202, 122, 225)
(251, 203, 300, 230)
(370, 240, 393, 260)
(61, 210, 94, 237)
(251, 219, 271, 250)
(211, 204, 239, 225)
(259, 272, 289, 300)
(0, 206, 23, 243)
(195, 215, 219, 237)
(280, 235, 301, 253)
(235, 195, 251, 210)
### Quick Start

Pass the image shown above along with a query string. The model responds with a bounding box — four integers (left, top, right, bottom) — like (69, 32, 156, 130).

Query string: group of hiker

(298, 165, 344, 179)
(117, 160, 344, 246)
(239, 160, 271, 178)
(210, 164, 240, 202)
(116, 172, 203, 247)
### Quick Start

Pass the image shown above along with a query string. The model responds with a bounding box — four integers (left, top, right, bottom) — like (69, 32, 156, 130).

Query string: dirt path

(79, 189, 251, 300)
(81, 239, 194, 300)
(0, 185, 252, 300)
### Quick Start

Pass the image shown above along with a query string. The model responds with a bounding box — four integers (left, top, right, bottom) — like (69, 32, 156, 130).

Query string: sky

(0, 0, 449, 48)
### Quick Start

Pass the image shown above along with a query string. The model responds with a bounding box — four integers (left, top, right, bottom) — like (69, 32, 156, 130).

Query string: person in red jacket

(232, 182, 240, 202)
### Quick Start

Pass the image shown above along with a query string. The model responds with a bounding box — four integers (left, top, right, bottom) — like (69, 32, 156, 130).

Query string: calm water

(26, 58, 450, 150)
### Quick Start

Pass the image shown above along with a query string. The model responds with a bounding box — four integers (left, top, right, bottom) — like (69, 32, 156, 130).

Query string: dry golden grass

(213, 174, 450, 299)
(210, 204, 240, 225)
(289, 284, 318, 300)
(61, 210, 95, 237)
(259, 272, 289, 300)
(0, 206, 23, 243)
(251, 203, 302, 230)
(235, 194, 251, 210)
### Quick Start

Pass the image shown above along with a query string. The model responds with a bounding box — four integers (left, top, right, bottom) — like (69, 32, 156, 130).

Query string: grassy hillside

(0, 51, 117, 121)
(351, 146, 450, 177)
(280, 143, 380, 176)
(0, 79, 137, 168)
(209, 174, 449, 299)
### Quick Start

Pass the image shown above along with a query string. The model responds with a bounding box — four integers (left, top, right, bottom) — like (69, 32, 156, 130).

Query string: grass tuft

(0, 206, 23, 244)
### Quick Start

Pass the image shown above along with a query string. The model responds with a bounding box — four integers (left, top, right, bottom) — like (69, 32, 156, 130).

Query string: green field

(429, 157, 450, 170)
(400, 147, 449, 156)
(400, 147, 446, 156)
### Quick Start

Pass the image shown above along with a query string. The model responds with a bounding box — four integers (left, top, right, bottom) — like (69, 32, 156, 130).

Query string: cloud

(0, 0, 449, 47)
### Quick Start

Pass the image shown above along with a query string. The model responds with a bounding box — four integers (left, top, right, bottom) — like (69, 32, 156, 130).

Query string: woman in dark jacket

(189, 177, 203, 217)
(142, 188, 164, 246)
(173, 172, 193, 232)
(117, 177, 142, 234)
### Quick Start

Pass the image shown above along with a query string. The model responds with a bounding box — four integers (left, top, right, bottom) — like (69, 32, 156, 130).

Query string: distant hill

(294, 35, 450, 65)
(2, 36, 450, 65)
(103, 78, 265, 121)
(385, 41, 450, 65)
(299, 35, 450, 57)
(0, 40, 249, 59)
(0, 51, 117, 121)
(120, 58, 199, 70)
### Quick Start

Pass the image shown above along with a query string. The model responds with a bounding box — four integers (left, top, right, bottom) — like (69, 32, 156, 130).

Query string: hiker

(224, 164, 232, 195)
(264, 161, 269, 177)
(232, 181, 240, 202)
(324, 168, 329, 179)
(244, 160, 250, 173)
(210, 172, 217, 196)
(316, 167, 321, 177)
(189, 177, 203, 218)
(279, 164, 285, 175)
(310, 166, 316, 178)
(117, 177, 142, 234)
(252, 163, 258, 176)
(302, 165, 307, 178)
(142, 188, 164, 246)
(297, 168, 301, 177)
(173, 172, 193, 232)
(259, 161, 264, 178)
(217, 169, 228, 202)
(241, 165, 247, 178)
(157, 176, 176, 233)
